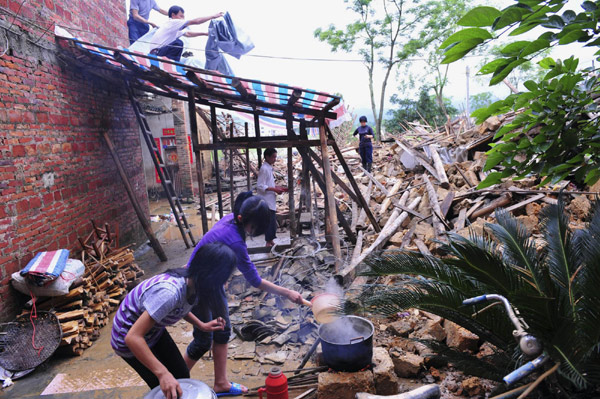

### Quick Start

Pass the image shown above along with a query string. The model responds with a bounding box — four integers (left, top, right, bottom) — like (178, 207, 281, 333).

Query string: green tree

(356, 200, 600, 395)
(440, 0, 600, 188)
(385, 86, 457, 132)
(314, 0, 469, 141)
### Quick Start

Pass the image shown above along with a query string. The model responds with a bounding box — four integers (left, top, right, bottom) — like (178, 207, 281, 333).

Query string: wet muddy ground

(1, 200, 302, 399)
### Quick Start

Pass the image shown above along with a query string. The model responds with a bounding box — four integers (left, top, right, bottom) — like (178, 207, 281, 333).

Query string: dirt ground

(1, 200, 299, 399)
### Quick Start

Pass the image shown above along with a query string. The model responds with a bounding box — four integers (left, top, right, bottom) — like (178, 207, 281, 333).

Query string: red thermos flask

(258, 366, 288, 399)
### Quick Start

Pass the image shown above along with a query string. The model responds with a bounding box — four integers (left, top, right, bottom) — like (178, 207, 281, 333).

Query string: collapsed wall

(0, 0, 148, 320)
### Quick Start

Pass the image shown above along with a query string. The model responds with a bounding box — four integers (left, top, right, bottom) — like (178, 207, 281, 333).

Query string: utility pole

(465, 65, 471, 128)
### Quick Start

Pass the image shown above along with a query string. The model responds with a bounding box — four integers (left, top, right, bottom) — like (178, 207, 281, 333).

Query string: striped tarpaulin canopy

(55, 35, 341, 122)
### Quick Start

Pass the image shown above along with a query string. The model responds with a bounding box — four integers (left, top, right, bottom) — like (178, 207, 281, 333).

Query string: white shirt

(256, 162, 277, 211)
(148, 19, 189, 51)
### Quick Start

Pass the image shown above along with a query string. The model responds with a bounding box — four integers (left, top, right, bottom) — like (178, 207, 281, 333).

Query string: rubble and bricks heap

(0, 0, 148, 321)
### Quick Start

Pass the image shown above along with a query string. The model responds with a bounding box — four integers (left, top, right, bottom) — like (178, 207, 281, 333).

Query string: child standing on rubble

(183, 191, 304, 397)
(353, 115, 374, 172)
(111, 242, 237, 399)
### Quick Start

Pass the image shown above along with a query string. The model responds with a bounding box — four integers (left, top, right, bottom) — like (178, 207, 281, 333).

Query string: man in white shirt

(256, 148, 288, 247)
(149, 6, 224, 62)
(128, 0, 167, 44)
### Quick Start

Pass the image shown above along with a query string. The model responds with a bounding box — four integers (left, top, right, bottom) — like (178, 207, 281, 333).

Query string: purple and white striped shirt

(111, 273, 196, 357)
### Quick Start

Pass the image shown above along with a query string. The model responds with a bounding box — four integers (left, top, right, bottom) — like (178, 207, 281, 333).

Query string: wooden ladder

(127, 85, 196, 248)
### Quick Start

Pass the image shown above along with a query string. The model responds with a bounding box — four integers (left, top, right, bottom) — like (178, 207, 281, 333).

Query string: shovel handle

(302, 299, 312, 307)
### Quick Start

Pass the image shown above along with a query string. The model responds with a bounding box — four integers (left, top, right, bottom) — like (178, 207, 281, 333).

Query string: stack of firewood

(21, 248, 144, 356)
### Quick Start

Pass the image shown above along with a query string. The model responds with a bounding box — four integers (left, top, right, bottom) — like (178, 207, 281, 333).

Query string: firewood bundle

(20, 249, 144, 356)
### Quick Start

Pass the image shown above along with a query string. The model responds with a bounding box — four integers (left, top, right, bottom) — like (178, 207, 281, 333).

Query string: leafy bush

(439, 0, 600, 188)
(357, 199, 600, 394)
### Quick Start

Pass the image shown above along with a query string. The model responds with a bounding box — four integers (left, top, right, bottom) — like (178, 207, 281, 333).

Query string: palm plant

(356, 198, 600, 395)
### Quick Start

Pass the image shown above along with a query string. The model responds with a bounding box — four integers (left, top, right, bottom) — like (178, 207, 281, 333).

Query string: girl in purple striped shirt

(111, 242, 237, 399)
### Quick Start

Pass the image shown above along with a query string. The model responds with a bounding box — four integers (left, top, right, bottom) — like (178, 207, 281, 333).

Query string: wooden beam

(286, 115, 296, 238)
(254, 113, 262, 169)
(211, 106, 224, 218)
(325, 125, 381, 233)
(194, 139, 335, 151)
(245, 122, 251, 191)
(306, 147, 358, 203)
(188, 89, 209, 234)
(229, 122, 235, 213)
(287, 89, 302, 107)
(319, 122, 342, 271)
(101, 131, 167, 261)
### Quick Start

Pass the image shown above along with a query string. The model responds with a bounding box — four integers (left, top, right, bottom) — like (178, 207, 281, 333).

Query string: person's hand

(158, 371, 182, 399)
(201, 317, 226, 332)
(271, 186, 286, 194)
(286, 289, 305, 305)
(149, 21, 158, 28)
(277, 186, 289, 193)
(214, 12, 225, 19)
(365, 135, 373, 139)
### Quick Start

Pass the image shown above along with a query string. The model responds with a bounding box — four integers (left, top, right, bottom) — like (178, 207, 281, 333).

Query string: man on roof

(128, 0, 168, 44)
(148, 6, 223, 62)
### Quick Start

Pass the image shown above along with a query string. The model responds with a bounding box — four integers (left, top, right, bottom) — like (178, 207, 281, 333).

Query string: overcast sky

(126, 0, 598, 118)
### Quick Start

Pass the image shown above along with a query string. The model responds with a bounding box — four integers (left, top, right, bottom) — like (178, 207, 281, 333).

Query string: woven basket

(0, 311, 62, 371)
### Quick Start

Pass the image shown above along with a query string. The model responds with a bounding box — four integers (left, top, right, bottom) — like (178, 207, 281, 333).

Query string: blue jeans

(156, 39, 184, 62)
(186, 285, 231, 360)
(265, 210, 277, 242)
(127, 16, 149, 45)
(359, 144, 373, 166)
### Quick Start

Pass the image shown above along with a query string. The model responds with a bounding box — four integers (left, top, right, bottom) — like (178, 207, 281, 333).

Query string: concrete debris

(444, 321, 479, 353)
(390, 350, 425, 378)
(372, 347, 401, 395)
(317, 370, 376, 399)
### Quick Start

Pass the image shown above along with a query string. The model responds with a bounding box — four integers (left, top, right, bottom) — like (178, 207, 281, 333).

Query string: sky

(126, 0, 599, 120)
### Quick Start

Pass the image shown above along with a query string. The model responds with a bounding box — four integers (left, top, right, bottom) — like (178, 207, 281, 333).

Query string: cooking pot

(318, 315, 374, 371)
(144, 378, 216, 399)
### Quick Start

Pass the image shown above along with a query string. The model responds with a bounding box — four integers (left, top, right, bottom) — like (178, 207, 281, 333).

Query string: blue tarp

(205, 12, 255, 76)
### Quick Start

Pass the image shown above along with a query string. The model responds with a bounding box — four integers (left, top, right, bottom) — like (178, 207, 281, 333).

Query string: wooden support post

(254, 113, 262, 169)
(101, 131, 167, 261)
(229, 122, 235, 212)
(211, 106, 223, 218)
(188, 90, 208, 235)
(299, 122, 312, 236)
(324, 125, 380, 233)
(319, 122, 342, 270)
(286, 115, 296, 238)
(428, 145, 450, 189)
(245, 122, 251, 191)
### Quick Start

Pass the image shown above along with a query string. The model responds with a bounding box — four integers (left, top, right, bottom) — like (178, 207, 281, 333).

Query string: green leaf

(542, 15, 565, 29)
(440, 28, 493, 49)
(477, 172, 503, 188)
(584, 168, 600, 185)
(582, 1, 597, 11)
(500, 41, 531, 56)
(524, 80, 538, 91)
(479, 58, 512, 75)
(558, 30, 585, 45)
(509, 21, 540, 36)
(484, 151, 506, 171)
(521, 38, 551, 57)
(561, 10, 577, 24)
(538, 57, 556, 69)
(442, 38, 484, 63)
(458, 6, 502, 27)
(490, 58, 528, 85)
(493, 7, 531, 30)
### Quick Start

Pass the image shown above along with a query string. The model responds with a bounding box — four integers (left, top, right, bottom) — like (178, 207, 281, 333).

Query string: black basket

(0, 311, 62, 371)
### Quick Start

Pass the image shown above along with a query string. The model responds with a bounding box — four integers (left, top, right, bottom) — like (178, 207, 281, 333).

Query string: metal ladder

(127, 84, 196, 248)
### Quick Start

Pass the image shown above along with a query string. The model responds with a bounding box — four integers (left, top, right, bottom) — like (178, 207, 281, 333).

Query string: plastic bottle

(258, 366, 288, 399)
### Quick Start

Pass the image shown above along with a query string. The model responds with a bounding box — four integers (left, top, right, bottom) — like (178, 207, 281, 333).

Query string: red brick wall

(0, 0, 149, 320)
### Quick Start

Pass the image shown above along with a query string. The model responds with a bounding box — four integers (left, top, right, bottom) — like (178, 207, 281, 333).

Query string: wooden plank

(414, 238, 432, 256)
(469, 193, 512, 220)
(306, 147, 358, 203)
(424, 174, 445, 237)
(428, 145, 450, 189)
(254, 113, 262, 169)
(320, 122, 341, 271)
(188, 90, 209, 235)
(502, 193, 546, 214)
(101, 131, 167, 262)
(340, 196, 422, 285)
(395, 140, 440, 182)
(229, 122, 235, 212)
(379, 180, 402, 215)
(211, 106, 224, 218)
(286, 115, 296, 238)
(195, 139, 335, 151)
(325, 125, 381, 233)
(440, 192, 455, 218)
(454, 208, 467, 232)
(245, 122, 251, 190)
